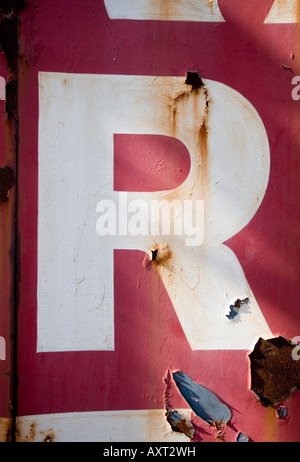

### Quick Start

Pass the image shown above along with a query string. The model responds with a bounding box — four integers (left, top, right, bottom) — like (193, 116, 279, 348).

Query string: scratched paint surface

(12, 0, 300, 442)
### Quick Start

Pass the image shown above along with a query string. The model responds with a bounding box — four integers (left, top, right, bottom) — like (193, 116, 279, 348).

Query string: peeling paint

(165, 409, 195, 439)
(276, 406, 288, 419)
(249, 337, 300, 407)
(236, 432, 250, 442)
(0, 417, 12, 442)
(226, 297, 249, 320)
(164, 370, 195, 440)
(172, 371, 231, 428)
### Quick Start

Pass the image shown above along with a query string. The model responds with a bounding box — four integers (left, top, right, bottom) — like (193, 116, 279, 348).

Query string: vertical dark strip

(0, 0, 26, 442)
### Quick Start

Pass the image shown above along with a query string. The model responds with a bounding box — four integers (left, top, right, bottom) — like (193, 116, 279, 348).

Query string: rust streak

(16, 421, 56, 442)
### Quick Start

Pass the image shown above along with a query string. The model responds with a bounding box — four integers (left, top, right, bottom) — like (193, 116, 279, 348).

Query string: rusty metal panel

(0, 0, 22, 442)
(1, 0, 300, 444)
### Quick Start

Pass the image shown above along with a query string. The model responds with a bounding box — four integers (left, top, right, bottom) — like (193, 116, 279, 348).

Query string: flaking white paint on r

(37, 72, 272, 352)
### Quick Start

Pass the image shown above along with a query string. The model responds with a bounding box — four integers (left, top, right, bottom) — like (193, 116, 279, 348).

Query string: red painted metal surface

(0, 0, 299, 442)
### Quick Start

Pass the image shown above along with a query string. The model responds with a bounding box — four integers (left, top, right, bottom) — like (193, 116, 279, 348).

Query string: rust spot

(43, 430, 55, 442)
(144, 243, 172, 270)
(165, 408, 195, 439)
(150, 248, 158, 261)
(0, 166, 15, 204)
(164, 371, 195, 440)
(185, 71, 204, 90)
(249, 336, 300, 407)
(226, 297, 249, 320)
(17, 421, 56, 442)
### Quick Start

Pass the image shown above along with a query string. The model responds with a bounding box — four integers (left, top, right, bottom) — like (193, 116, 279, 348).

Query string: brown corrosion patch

(185, 71, 204, 90)
(0, 166, 15, 204)
(143, 243, 172, 270)
(249, 337, 300, 407)
(164, 371, 195, 439)
(16, 421, 56, 442)
(165, 407, 195, 439)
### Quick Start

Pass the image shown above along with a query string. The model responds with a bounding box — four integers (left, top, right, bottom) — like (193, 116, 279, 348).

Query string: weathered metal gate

(1, 0, 300, 443)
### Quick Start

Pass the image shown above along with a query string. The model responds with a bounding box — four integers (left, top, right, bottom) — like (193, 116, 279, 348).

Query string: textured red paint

(15, 0, 300, 442)
(114, 134, 190, 192)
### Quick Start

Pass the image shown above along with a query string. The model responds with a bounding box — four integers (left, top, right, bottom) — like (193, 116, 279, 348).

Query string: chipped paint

(226, 297, 249, 320)
(0, 417, 12, 442)
(165, 409, 195, 439)
(172, 371, 231, 428)
(103, 0, 225, 22)
(164, 370, 195, 439)
(236, 432, 250, 442)
(276, 406, 288, 419)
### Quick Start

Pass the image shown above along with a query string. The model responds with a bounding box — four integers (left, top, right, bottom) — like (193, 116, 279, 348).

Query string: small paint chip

(151, 249, 158, 261)
(172, 371, 231, 428)
(226, 297, 249, 320)
(236, 432, 250, 442)
(277, 406, 288, 419)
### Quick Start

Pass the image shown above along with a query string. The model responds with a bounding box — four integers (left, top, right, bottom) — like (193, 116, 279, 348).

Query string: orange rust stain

(265, 407, 278, 442)
(207, 0, 214, 12)
(198, 120, 209, 197)
(158, 0, 180, 21)
(150, 244, 172, 267)
(17, 421, 56, 442)
(0, 419, 12, 442)
(169, 83, 210, 191)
